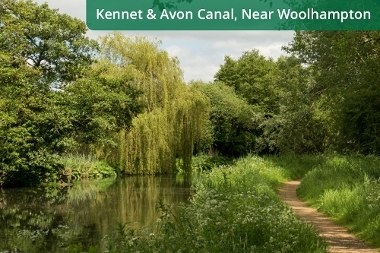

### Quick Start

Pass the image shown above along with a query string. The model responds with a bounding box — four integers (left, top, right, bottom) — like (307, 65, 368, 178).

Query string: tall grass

(59, 154, 116, 182)
(78, 155, 326, 253)
(297, 155, 380, 248)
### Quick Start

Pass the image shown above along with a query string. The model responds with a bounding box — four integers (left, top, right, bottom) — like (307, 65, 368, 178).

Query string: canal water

(0, 174, 192, 252)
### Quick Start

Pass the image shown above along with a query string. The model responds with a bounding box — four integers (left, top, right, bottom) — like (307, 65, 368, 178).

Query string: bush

(190, 155, 234, 171)
(195, 82, 259, 157)
(1, 150, 64, 187)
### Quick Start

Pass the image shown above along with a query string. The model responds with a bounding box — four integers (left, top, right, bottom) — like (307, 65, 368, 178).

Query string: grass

(297, 154, 380, 249)
(59, 154, 116, 182)
(77, 155, 327, 253)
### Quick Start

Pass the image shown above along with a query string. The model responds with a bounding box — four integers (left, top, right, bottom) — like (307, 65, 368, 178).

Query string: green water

(0, 175, 191, 252)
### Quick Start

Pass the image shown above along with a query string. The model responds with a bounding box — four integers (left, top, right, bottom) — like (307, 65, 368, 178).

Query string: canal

(0, 174, 191, 252)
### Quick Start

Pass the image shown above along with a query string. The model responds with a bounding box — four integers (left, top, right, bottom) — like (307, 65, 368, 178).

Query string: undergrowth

(59, 154, 116, 182)
(297, 155, 380, 248)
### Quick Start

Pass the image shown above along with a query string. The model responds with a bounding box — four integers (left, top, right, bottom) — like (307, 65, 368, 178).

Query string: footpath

(278, 180, 379, 253)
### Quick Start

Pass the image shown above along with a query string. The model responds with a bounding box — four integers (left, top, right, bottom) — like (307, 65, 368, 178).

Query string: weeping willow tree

(99, 32, 209, 174)
(99, 33, 182, 112)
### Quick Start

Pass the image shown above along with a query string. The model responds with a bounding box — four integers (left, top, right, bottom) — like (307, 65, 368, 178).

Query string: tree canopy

(0, 0, 98, 87)
(194, 81, 257, 156)
(2, 0, 380, 187)
(0, 1, 143, 186)
(285, 31, 380, 154)
(215, 50, 282, 115)
(97, 33, 209, 174)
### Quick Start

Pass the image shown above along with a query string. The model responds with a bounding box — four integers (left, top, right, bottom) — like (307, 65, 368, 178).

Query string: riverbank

(5, 154, 378, 252)
(0, 175, 189, 253)
(82, 155, 327, 253)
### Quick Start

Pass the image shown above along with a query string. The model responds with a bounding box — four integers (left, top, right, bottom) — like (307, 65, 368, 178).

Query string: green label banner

(86, 0, 380, 30)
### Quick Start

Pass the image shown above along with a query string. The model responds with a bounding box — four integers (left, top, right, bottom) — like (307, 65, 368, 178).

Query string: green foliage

(0, 2, 145, 186)
(62, 61, 144, 149)
(117, 87, 208, 174)
(68, 243, 99, 253)
(212, 50, 328, 155)
(0, 0, 100, 187)
(213, 31, 380, 156)
(297, 155, 380, 248)
(264, 154, 326, 179)
(0, 0, 98, 86)
(98, 33, 183, 111)
(0, 73, 71, 186)
(94, 156, 326, 253)
(98, 33, 209, 174)
(195, 81, 258, 156)
(285, 31, 380, 154)
(190, 155, 234, 171)
(59, 154, 116, 181)
(261, 56, 330, 154)
(215, 50, 281, 114)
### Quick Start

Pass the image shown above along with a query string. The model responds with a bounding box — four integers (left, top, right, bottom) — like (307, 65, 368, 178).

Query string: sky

(34, 0, 295, 83)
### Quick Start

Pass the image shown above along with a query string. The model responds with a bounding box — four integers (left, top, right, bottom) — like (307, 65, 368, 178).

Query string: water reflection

(0, 174, 191, 252)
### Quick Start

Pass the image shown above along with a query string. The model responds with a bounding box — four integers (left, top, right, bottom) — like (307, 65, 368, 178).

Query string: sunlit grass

(59, 154, 116, 182)
(297, 155, 380, 248)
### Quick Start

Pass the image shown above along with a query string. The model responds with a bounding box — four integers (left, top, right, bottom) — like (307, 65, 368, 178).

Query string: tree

(213, 49, 331, 154)
(0, 51, 70, 186)
(0, 0, 98, 88)
(195, 81, 257, 157)
(97, 33, 209, 174)
(215, 50, 281, 115)
(261, 56, 330, 154)
(214, 50, 288, 154)
(62, 61, 144, 151)
(0, 0, 98, 186)
(98, 33, 183, 111)
(285, 31, 380, 154)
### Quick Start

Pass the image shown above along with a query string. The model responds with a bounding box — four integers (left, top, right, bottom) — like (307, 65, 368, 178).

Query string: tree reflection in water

(0, 175, 191, 252)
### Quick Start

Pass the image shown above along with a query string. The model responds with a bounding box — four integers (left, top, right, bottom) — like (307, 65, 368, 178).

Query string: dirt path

(278, 180, 379, 253)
